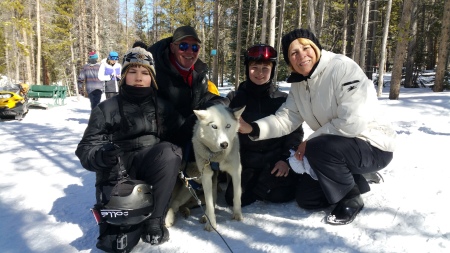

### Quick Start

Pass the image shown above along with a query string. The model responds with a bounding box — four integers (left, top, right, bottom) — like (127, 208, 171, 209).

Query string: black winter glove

(96, 143, 124, 168)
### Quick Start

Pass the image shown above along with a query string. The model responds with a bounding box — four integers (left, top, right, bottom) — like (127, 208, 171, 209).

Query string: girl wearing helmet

(226, 44, 304, 207)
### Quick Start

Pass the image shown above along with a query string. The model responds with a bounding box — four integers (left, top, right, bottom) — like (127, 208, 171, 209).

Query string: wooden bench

(27, 85, 66, 105)
(56, 86, 67, 105)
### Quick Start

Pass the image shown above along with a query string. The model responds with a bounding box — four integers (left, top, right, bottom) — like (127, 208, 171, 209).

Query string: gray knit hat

(121, 47, 157, 88)
(281, 29, 322, 64)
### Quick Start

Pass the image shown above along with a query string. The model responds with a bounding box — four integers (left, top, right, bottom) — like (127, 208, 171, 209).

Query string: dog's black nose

(220, 142, 228, 149)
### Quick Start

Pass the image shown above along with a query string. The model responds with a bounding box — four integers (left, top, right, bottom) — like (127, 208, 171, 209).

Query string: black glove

(96, 143, 123, 168)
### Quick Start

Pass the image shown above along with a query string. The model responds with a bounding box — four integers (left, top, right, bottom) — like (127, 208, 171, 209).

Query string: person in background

(76, 47, 184, 251)
(148, 25, 228, 147)
(98, 51, 122, 99)
(132, 41, 149, 49)
(239, 29, 396, 225)
(78, 52, 104, 109)
(226, 44, 304, 207)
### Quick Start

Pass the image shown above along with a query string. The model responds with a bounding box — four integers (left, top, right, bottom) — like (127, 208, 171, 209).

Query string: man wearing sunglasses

(148, 25, 228, 146)
(98, 51, 122, 99)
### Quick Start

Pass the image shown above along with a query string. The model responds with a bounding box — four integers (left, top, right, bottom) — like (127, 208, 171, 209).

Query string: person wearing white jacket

(239, 28, 396, 225)
(98, 51, 122, 99)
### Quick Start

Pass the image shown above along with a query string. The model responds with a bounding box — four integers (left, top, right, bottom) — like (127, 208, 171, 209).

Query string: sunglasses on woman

(175, 42, 200, 53)
(247, 44, 277, 61)
(109, 56, 119, 60)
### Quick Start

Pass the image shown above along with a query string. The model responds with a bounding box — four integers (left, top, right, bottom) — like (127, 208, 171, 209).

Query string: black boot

(326, 185, 364, 225)
(141, 217, 169, 245)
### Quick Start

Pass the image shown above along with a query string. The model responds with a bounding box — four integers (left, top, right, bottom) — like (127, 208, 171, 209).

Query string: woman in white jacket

(239, 29, 396, 225)
(98, 51, 122, 99)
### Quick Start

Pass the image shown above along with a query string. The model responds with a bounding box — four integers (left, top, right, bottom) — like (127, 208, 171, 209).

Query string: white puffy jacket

(254, 50, 396, 152)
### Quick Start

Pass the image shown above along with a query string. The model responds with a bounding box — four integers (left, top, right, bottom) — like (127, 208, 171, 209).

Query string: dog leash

(179, 145, 233, 252)
(184, 182, 234, 253)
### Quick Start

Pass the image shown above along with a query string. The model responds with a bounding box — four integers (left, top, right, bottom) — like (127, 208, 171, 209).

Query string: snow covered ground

(0, 83, 449, 253)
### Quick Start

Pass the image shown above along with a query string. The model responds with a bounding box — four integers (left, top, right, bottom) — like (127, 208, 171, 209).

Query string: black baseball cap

(172, 25, 202, 43)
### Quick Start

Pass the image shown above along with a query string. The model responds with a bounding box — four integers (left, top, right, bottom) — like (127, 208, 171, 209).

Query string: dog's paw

(199, 214, 207, 224)
(165, 209, 176, 227)
(179, 207, 191, 218)
(204, 222, 216, 232)
(232, 212, 243, 221)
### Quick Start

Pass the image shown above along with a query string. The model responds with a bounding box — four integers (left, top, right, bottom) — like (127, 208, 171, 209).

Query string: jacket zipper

(306, 81, 322, 127)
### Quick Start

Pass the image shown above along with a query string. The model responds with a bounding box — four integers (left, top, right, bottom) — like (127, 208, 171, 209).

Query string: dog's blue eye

(211, 124, 217, 129)
(226, 124, 231, 128)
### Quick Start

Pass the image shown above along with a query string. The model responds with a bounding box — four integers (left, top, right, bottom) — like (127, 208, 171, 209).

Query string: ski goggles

(175, 42, 200, 53)
(246, 45, 277, 61)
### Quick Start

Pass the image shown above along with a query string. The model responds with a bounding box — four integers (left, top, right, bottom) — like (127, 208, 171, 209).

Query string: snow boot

(141, 217, 169, 245)
(326, 184, 364, 225)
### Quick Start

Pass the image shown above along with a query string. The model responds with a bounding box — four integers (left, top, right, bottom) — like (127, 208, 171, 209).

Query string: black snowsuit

(75, 86, 183, 219)
(226, 81, 304, 206)
(148, 37, 229, 147)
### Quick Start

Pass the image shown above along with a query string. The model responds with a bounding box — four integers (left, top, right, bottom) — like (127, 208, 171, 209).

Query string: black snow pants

(97, 142, 182, 218)
(296, 135, 393, 209)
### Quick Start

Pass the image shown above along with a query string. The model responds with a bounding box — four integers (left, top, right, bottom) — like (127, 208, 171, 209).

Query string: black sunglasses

(175, 42, 200, 53)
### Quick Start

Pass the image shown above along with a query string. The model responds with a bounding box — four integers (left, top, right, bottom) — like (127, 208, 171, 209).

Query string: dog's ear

(233, 106, 246, 119)
(193, 109, 208, 121)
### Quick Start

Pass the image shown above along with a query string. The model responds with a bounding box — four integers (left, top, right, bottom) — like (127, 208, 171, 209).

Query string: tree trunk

(5, 30, 11, 82)
(307, 0, 315, 33)
(366, 0, 378, 80)
(125, 0, 129, 47)
(359, 0, 370, 71)
(23, 28, 32, 84)
(80, 0, 87, 63)
(212, 0, 220, 86)
(269, 0, 276, 46)
(36, 0, 41, 85)
(235, 0, 243, 87)
(389, 0, 416, 99)
(342, 0, 348, 55)
(274, 0, 286, 84)
(376, 0, 392, 97)
(260, 0, 268, 44)
(245, 0, 253, 49)
(297, 0, 302, 28)
(70, 32, 80, 100)
(93, 0, 100, 53)
(27, 4, 34, 84)
(316, 0, 325, 38)
(433, 0, 450, 92)
(14, 27, 19, 82)
(404, 4, 418, 88)
(352, 0, 363, 63)
(250, 0, 259, 45)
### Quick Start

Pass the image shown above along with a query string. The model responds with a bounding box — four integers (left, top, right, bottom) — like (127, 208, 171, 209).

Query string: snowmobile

(0, 83, 29, 120)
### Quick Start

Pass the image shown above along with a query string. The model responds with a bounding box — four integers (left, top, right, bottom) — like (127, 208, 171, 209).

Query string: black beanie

(281, 29, 322, 64)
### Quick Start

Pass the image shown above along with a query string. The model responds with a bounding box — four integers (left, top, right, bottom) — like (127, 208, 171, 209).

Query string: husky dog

(165, 104, 245, 231)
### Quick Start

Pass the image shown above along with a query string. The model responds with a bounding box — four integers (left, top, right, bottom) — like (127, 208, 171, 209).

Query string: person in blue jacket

(98, 51, 122, 99)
